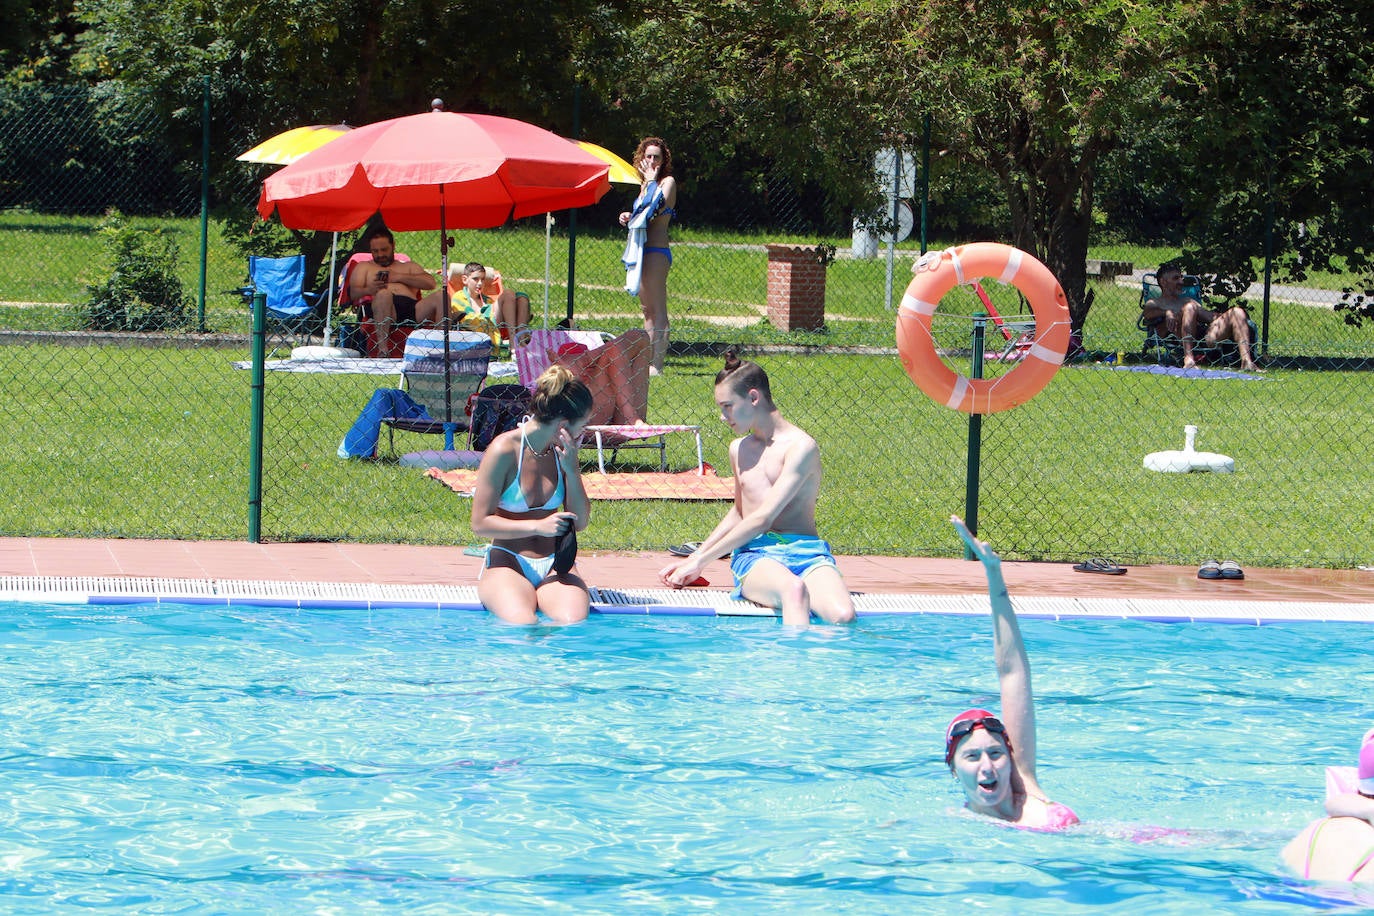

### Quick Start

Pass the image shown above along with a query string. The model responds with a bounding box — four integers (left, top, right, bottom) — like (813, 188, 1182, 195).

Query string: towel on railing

(621, 180, 662, 297)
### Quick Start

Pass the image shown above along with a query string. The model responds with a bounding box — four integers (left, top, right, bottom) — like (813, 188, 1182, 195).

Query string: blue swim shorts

(729, 532, 838, 599)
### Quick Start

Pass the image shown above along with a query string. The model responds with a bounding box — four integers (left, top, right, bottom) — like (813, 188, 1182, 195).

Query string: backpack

(468, 383, 532, 451)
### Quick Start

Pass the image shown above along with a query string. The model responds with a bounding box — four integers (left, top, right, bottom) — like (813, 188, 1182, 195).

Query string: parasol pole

(440, 183, 455, 450)
(324, 231, 339, 345)
(544, 213, 553, 328)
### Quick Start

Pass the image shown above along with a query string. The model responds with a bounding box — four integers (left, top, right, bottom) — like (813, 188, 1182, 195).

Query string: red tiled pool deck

(0, 536, 1371, 611)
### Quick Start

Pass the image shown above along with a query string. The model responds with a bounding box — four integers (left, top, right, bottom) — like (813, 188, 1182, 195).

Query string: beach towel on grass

(428, 462, 735, 501)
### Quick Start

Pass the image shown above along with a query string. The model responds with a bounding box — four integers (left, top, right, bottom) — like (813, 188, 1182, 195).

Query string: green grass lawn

(3, 212, 1366, 354)
(0, 339, 1368, 568)
(1, 213, 1371, 567)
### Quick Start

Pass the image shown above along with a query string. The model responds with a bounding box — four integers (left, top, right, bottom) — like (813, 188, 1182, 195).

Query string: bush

(78, 212, 192, 332)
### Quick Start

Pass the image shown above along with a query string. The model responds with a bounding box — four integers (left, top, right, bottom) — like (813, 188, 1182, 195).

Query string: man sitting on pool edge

(657, 349, 854, 626)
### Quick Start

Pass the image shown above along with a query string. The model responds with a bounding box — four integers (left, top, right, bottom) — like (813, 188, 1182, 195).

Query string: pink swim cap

(944, 708, 1011, 767)
(1359, 728, 1374, 795)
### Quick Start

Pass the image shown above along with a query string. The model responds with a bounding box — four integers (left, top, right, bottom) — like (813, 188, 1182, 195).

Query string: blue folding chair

(1137, 272, 1258, 367)
(244, 255, 326, 352)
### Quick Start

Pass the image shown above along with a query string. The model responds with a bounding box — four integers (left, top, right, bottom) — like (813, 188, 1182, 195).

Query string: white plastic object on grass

(290, 345, 360, 360)
(1144, 425, 1235, 473)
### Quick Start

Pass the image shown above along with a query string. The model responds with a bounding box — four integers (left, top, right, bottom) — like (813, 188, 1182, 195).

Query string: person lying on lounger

(548, 329, 652, 428)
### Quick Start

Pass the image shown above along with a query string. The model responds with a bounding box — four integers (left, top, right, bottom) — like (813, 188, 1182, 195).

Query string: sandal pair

(1073, 558, 1127, 575)
(1199, 559, 1245, 580)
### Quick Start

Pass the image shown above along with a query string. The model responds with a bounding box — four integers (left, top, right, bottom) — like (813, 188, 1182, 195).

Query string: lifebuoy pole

(964, 315, 986, 559)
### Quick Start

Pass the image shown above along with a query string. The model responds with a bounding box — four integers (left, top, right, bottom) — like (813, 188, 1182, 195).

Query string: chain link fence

(2, 86, 1370, 567)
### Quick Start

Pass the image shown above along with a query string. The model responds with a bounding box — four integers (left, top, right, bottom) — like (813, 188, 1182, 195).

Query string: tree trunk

(349, 0, 389, 124)
(998, 150, 1097, 335)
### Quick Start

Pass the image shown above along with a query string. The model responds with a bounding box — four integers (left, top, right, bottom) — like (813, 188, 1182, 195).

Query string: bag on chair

(468, 383, 532, 451)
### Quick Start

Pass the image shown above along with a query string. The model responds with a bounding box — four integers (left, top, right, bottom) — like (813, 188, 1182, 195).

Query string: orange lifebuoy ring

(895, 242, 1070, 414)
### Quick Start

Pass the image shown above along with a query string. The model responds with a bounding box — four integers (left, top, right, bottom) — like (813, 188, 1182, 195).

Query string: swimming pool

(1, 602, 1370, 913)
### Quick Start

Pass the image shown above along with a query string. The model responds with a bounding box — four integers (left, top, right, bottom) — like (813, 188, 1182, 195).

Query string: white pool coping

(2, 576, 1373, 624)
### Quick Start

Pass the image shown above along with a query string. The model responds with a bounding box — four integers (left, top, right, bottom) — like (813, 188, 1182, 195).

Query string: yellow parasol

(237, 124, 353, 166)
(575, 140, 640, 185)
(238, 124, 355, 345)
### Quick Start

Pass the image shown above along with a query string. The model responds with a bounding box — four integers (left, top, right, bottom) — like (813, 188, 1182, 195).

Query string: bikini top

(498, 425, 564, 513)
(633, 183, 677, 223)
(1305, 817, 1374, 880)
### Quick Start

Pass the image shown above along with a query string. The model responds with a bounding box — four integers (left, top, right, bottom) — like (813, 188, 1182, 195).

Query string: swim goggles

(944, 715, 1008, 766)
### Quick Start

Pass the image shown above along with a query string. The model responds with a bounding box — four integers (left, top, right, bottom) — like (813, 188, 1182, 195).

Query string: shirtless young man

(658, 350, 855, 626)
(1141, 265, 1258, 371)
(348, 228, 435, 357)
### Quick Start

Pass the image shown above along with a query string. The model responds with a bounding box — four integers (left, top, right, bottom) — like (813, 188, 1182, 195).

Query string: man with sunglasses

(944, 517, 1079, 830)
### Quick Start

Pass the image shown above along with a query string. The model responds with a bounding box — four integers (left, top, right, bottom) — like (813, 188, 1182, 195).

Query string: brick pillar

(765, 244, 828, 331)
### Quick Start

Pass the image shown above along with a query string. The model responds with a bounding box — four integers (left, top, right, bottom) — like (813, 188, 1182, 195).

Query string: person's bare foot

(1183, 356, 1198, 369)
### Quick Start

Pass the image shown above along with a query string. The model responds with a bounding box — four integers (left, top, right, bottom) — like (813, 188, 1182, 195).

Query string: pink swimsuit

(1012, 800, 1080, 832)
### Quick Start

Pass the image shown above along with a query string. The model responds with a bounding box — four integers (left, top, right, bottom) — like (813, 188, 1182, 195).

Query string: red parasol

(257, 102, 611, 231)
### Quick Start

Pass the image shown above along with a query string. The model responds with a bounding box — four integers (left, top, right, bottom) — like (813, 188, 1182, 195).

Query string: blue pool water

(1, 602, 1371, 914)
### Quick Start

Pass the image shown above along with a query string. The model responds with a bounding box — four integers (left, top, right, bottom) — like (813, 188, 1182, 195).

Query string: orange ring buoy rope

(895, 242, 1071, 415)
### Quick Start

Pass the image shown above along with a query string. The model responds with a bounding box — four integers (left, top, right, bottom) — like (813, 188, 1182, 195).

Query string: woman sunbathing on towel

(470, 364, 593, 625)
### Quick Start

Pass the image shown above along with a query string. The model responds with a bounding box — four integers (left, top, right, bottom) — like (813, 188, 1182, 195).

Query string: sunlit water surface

(2, 603, 1372, 914)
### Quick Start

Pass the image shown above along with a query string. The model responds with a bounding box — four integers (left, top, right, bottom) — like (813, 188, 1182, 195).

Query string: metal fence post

(249, 291, 266, 542)
(197, 75, 210, 333)
(963, 314, 987, 559)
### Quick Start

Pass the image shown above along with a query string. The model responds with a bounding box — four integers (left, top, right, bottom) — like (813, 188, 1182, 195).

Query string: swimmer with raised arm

(945, 516, 1079, 830)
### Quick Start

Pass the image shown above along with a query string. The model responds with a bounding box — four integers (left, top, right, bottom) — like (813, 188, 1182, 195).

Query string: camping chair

(514, 328, 704, 474)
(381, 329, 493, 455)
(337, 251, 417, 358)
(1137, 272, 1259, 366)
(969, 280, 1035, 362)
(242, 255, 326, 354)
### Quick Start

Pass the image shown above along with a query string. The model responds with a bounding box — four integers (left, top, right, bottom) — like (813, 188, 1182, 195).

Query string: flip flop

(668, 542, 701, 557)
(1073, 558, 1127, 575)
(1198, 559, 1223, 580)
(1219, 560, 1245, 580)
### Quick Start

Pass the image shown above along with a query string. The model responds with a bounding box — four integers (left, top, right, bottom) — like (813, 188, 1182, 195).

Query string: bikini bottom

(483, 545, 556, 587)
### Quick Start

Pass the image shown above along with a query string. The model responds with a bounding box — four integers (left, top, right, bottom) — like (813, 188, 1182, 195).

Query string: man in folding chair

(1141, 264, 1258, 371)
(348, 228, 435, 357)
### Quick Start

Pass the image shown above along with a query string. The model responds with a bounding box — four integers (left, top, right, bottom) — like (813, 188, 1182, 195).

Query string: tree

(68, 0, 640, 288)
(1, 0, 81, 82)
(620, 1, 1189, 332)
(1136, 0, 1374, 315)
(892, 0, 1190, 334)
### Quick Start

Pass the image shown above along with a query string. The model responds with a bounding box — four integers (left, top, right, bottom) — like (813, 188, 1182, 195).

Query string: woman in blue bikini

(619, 137, 677, 375)
(470, 365, 594, 625)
